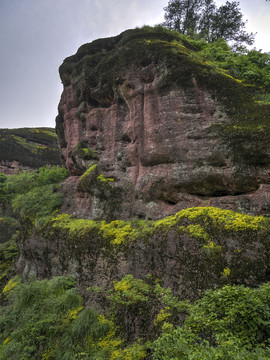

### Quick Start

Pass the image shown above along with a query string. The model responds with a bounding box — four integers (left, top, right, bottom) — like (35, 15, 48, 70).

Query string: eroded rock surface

(56, 28, 270, 220)
(16, 208, 270, 305)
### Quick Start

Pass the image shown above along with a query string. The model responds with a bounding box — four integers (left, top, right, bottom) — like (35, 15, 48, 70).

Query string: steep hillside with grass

(0, 127, 62, 174)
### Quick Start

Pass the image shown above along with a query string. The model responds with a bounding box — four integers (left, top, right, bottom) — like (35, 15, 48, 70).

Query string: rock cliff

(56, 27, 270, 221)
(17, 207, 270, 305)
(17, 25, 270, 308)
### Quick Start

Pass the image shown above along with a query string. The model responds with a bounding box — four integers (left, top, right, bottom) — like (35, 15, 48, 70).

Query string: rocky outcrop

(16, 207, 270, 305)
(6, 29, 270, 347)
(56, 27, 270, 220)
(0, 128, 62, 174)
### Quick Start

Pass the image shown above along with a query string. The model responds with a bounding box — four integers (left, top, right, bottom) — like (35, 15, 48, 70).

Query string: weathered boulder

(56, 27, 270, 220)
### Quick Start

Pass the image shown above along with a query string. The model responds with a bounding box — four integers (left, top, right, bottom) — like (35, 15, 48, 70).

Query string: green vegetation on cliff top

(60, 25, 270, 104)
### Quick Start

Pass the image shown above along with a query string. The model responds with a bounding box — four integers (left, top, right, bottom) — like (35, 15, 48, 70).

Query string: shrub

(151, 283, 270, 359)
(1, 166, 69, 223)
(12, 184, 63, 219)
(0, 276, 148, 359)
(0, 276, 82, 360)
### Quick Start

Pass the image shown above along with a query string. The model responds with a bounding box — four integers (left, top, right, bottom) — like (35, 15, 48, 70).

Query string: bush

(0, 276, 146, 359)
(0, 166, 69, 223)
(12, 185, 63, 219)
(195, 39, 270, 95)
(151, 283, 270, 359)
(0, 276, 82, 360)
(35, 165, 69, 186)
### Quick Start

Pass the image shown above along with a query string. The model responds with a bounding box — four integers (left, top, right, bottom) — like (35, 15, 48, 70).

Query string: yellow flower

(3, 278, 18, 294)
(67, 306, 83, 320)
(3, 336, 11, 344)
(223, 267, 231, 277)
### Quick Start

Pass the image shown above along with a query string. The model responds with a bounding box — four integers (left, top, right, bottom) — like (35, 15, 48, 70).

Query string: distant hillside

(0, 127, 62, 174)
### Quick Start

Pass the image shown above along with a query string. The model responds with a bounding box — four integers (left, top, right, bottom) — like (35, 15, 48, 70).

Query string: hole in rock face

(159, 197, 178, 206)
(140, 57, 152, 67)
(141, 72, 155, 84)
(165, 199, 178, 206)
(118, 98, 126, 106)
(90, 125, 98, 131)
(121, 134, 132, 143)
(88, 97, 99, 107)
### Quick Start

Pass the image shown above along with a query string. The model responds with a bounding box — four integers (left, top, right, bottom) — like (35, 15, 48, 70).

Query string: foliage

(147, 26, 270, 98)
(0, 174, 7, 184)
(108, 275, 151, 306)
(1, 166, 68, 197)
(0, 276, 147, 359)
(151, 283, 270, 359)
(0, 274, 269, 359)
(103, 275, 191, 343)
(193, 38, 270, 93)
(99, 220, 134, 245)
(71, 140, 99, 162)
(0, 231, 19, 300)
(2, 171, 36, 197)
(0, 276, 82, 359)
(77, 164, 116, 198)
(97, 174, 115, 183)
(0, 166, 68, 223)
(137, 25, 269, 100)
(50, 206, 269, 253)
(164, 0, 202, 36)
(163, 0, 255, 47)
(77, 164, 98, 192)
(2, 277, 19, 295)
(153, 206, 267, 233)
(34, 166, 69, 186)
(139, 26, 269, 100)
(12, 185, 63, 220)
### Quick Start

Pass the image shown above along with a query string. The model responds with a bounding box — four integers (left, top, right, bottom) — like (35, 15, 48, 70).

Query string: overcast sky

(0, 0, 269, 129)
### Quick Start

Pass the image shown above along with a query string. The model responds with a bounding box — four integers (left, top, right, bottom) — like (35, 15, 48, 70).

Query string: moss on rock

(40, 207, 270, 303)
(59, 26, 270, 123)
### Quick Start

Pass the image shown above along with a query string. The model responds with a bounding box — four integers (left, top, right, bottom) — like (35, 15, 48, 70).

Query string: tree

(163, 0, 255, 47)
(164, 0, 203, 35)
(210, 1, 255, 45)
(198, 0, 217, 41)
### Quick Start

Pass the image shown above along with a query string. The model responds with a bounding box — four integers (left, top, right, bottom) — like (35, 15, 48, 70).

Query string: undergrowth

(0, 276, 269, 359)
(0, 166, 68, 226)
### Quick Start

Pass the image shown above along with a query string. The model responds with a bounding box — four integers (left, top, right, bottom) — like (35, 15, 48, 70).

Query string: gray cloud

(0, 0, 268, 129)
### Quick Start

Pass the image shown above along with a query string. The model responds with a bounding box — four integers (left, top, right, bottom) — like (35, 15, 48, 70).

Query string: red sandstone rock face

(0, 160, 31, 175)
(56, 28, 270, 220)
